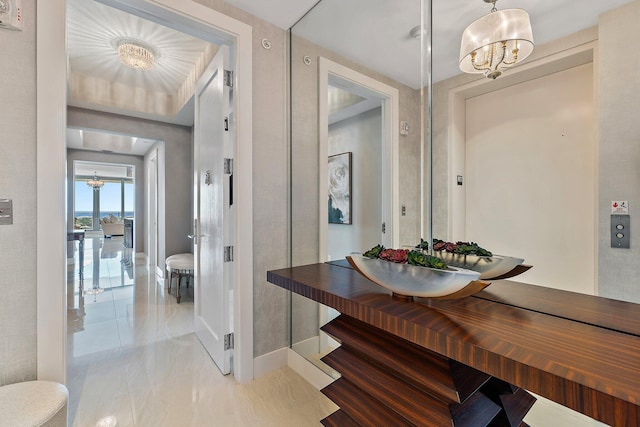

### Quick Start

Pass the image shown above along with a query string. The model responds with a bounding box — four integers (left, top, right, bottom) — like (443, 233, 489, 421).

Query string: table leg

(78, 237, 84, 280)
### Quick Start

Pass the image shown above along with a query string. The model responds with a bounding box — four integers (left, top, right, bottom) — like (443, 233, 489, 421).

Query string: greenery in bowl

(363, 244, 447, 270)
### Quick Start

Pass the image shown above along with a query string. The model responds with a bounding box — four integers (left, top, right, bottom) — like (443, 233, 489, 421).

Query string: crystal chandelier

(87, 172, 104, 190)
(117, 40, 155, 71)
(459, 0, 534, 79)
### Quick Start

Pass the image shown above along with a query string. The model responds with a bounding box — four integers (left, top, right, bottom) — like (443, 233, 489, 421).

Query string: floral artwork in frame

(328, 152, 352, 225)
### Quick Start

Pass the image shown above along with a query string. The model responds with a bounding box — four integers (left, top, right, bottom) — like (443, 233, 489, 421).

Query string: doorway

(147, 149, 159, 274)
(318, 57, 400, 261)
(36, 0, 254, 384)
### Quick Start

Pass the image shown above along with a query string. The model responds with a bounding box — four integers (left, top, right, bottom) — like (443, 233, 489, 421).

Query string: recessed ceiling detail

(80, 130, 135, 153)
(66, 0, 218, 122)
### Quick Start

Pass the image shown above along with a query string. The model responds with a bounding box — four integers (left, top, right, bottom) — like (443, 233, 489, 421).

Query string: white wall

(598, 0, 640, 302)
(327, 107, 382, 260)
(0, 0, 37, 386)
(465, 64, 596, 294)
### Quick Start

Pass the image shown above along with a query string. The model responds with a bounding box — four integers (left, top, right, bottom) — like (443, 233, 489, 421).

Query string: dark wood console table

(267, 263, 640, 426)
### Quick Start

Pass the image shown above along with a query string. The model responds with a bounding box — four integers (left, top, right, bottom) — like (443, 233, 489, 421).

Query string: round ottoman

(166, 253, 194, 303)
(0, 380, 68, 427)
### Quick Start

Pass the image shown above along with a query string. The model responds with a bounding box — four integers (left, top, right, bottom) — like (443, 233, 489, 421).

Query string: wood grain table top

(268, 262, 640, 426)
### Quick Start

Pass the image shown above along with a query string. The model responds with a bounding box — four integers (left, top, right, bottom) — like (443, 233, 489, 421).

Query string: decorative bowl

(346, 254, 481, 298)
(431, 252, 524, 280)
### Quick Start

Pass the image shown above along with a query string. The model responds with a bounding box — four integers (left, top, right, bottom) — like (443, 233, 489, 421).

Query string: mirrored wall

(289, 0, 431, 373)
(289, 0, 640, 374)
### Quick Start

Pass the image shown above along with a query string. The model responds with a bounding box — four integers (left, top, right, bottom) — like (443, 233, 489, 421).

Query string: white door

(464, 64, 595, 294)
(193, 46, 234, 375)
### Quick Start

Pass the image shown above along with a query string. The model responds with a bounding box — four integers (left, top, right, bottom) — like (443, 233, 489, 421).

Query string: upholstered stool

(0, 380, 68, 427)
(165, 253, 194, 303)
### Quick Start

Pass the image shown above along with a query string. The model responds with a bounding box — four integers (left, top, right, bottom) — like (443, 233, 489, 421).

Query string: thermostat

(0, 0, 22, 31)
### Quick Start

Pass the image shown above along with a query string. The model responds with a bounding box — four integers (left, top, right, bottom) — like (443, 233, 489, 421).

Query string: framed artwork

(328, 152, 352, 224)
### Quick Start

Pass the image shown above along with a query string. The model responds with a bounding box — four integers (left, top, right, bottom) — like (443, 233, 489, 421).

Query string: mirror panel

(290, 0, 430, 373)
(289, 0, 640, 377)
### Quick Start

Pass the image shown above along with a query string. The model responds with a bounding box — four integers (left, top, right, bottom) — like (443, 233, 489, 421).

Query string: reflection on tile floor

(67, 236, 336, 426)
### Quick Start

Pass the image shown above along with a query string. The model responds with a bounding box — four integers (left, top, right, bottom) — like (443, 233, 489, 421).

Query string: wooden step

(321, 378, 412, 426)
(320, 409, 360, 427)
(322, 346, 452, 426)
(322, 315, 490, 403)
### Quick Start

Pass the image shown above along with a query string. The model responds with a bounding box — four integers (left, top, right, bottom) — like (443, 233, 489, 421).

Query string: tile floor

(66, 236, 606, 427)
(66, 236, 336, 426)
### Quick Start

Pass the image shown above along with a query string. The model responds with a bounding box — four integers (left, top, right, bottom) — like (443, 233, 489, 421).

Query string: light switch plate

(0, 199, 13, 225)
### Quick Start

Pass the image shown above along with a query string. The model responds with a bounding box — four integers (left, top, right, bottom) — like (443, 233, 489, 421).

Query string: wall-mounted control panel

(0, 199, 13, 225)
(0, 0, 23, 31)
(611, 214, 630, 249)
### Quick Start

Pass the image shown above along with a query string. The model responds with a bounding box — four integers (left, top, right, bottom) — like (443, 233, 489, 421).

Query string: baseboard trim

(291, 336, 319, 358)
(253, 347, 288, 379)
(252, 347, 334, 391)
(287, 348, 334, 390)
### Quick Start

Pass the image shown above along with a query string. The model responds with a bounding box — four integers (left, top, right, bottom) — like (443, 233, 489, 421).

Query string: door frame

(147, 148, 159, 271)
(318, 57, 400, 261)
(36, 0, 254, 384)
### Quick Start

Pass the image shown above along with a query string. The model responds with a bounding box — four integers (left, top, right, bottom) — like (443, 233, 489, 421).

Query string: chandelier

(459, 0, 534, 79)
(117, 40, 155, 71)
(87, 172, 104, 190)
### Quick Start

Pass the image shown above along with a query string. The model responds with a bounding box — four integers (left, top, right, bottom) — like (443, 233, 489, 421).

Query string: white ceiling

(66, 0, 216, 126)
(66, 0, 217, 156)
(66, 0, 633, 155)
(67, 128, 159, 156)
(231, 0, 634, 87)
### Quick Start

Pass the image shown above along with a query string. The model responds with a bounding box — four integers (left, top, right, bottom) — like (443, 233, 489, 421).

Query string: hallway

(66, 236, 335, 426)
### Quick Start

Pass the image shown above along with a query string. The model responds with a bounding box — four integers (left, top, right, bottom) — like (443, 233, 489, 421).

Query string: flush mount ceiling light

(116, 39, 156, 71)
(459, 0, 534, 79)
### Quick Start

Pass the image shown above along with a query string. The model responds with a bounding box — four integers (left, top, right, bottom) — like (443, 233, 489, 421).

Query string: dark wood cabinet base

(320, 315, 536, 426)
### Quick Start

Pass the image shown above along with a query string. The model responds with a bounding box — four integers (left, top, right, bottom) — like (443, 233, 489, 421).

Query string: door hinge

(224, 246, 234, 262)
(224, 158, 233, 175)
(224, 333, 234, 350)
(382, 222, 386, 234)
(224, 70, 233, 88)
(224, 116, 229, 131)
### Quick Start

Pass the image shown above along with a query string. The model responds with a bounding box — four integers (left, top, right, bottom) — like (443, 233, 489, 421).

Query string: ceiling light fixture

(117, 39, 155, 71)
(87, 172, 104, 190)
(459, 0, 534, 79)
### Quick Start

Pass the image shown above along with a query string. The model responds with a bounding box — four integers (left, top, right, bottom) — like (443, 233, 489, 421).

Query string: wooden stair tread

(322, 346, 452, 426)
(322, 378, 412, 426)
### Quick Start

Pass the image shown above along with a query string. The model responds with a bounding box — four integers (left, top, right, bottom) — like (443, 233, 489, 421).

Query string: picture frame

(328, 152, 352, 224)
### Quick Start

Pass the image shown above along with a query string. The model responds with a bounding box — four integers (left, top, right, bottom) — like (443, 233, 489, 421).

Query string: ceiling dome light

(117, 40, 155, 71)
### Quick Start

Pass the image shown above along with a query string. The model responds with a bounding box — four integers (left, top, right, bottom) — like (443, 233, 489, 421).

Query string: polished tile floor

(66, 236, 605, 427)
(66, 236, 336, 426)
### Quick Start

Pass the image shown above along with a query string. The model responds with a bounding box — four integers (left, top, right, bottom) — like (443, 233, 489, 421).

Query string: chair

(0, 381, 68, 426)
(165, 253, 194, 303)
